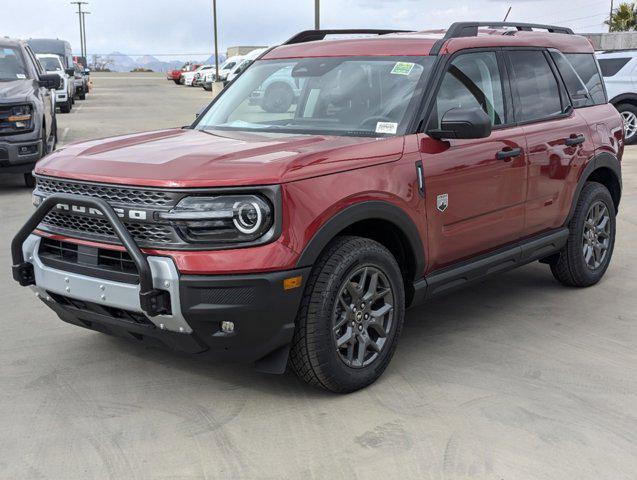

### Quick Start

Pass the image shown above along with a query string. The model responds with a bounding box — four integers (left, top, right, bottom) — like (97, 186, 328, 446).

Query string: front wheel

(289, 236, 405, 393)
(550, 182, 616, 287)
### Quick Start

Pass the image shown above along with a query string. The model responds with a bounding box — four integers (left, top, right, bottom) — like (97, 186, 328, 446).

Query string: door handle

(496, 147, 522, 161)
(565, 134, 585, 146)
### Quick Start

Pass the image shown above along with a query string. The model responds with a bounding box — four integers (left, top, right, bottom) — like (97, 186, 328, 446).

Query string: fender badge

(437, 194, 448, 212)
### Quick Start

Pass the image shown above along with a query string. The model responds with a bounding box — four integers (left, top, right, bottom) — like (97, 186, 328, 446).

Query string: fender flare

(567, 152, 622, 223)
(609, 93, 637, 106)
(295, 201, 425, 280)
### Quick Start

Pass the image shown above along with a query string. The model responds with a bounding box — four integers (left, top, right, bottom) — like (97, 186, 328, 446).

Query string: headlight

(159, 195, 273, 244)
(6, 105, 33, 131)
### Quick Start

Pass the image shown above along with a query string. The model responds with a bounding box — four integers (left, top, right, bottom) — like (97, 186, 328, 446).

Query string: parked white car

(597, 50, 637, 144)
(225, 48, 268, 83)
(201, 55, 244, 90)
(182, 65, 212, 86)
(36, 53, 74, 113)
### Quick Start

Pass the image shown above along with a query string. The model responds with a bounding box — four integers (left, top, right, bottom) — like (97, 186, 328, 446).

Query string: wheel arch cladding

(569, 152, 622, 223)
(295, 201, 425, 299)
(610, 93, 637, 107)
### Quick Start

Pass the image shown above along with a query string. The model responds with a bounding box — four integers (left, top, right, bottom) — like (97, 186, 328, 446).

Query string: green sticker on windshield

(390, 62, 415, 76)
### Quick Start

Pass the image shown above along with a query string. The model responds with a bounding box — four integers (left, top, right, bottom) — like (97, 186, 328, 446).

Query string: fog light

(221, 321, 234, 333)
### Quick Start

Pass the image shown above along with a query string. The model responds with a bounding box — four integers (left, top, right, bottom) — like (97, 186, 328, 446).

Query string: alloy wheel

(621, 110, 637, 140)
(582, 200, 611, 270)
(332, 266, 394, 368)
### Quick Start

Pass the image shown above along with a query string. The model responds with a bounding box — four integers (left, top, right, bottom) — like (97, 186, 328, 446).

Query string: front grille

(34, 175, 186, 248)
(42, 211, 175, 244)
(36, 176, 177, 207)
(39, 238, 140, 283)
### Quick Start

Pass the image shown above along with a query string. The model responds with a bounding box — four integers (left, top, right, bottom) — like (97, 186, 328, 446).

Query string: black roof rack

(430, 21, 574, 55)
(283, 29, 412, 45)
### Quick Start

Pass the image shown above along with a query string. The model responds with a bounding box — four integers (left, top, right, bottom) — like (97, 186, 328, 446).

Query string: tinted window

(551, 52, 606, 107)
(598, 57, 631, 77)
(564, 54, 606, 105)
(434, 52, 505, 127)
(508, 51, 562, 122)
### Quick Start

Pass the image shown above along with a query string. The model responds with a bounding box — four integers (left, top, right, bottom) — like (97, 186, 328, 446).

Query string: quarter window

(563, 53, 606, 106)
(508, 51, 563, 122)
(434, 51, 505, 127)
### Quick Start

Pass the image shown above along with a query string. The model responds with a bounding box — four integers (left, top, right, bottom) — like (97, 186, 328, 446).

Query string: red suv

(12, 23, 623, 392)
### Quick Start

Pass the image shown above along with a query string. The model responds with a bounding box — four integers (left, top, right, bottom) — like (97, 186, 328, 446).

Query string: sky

(3, 0, 611, 62)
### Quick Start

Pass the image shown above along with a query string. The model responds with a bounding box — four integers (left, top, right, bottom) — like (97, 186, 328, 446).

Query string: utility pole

(609, 0, 614, 32)
(71, 2, 88, 59)
(212, 0, 219, 85)
(315, 0, 320, 29)
(81, 11, 90, 60)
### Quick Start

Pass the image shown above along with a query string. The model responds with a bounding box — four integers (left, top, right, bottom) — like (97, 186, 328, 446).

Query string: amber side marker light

(283, 275, 303, 290)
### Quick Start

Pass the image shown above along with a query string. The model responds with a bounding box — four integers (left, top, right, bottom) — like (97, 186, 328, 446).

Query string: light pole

(81, 11, 90, 61)
(71, 2, 88, 59)
(212, 0, 219, 86)
(315, 0, 320, 29)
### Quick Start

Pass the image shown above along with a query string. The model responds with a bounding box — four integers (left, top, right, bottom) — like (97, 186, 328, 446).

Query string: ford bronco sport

(11, 23, 623, 393)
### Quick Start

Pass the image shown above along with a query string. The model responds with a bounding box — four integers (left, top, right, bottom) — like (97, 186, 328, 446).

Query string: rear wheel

(550, 182, 616, 287)
(617, 103, 637, 145)
(59, 100, 71, 114)
(289, 236, 405, 393)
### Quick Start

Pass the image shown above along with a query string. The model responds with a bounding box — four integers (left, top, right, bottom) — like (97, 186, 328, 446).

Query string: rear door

(505, 49, 595, 237)
(420, 50, 528, 271)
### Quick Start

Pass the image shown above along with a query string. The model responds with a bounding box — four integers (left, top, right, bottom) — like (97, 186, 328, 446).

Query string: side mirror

(428, 107, 492, 140)
(39, 73, 61, 90)
(84, 68, 90, 75)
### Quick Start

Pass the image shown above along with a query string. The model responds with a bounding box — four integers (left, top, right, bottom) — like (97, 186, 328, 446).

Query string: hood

(35, 128, 404, 188)
(0, 79, 35, 103)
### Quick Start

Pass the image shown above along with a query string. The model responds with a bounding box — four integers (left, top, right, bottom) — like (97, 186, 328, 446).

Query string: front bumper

(0, 138, 43, 173)
(55, 91, 68, 103)
(12, 193, 309, 369)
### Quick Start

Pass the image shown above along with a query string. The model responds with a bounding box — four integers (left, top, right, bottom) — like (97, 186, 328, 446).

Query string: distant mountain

(93, 52, 226, 72)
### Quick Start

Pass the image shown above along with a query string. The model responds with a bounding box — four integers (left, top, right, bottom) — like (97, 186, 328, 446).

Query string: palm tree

(605, 2, 637, 32)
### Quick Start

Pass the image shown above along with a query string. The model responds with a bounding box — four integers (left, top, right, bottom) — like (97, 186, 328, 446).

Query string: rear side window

(508, 51, 563, 123)
(598, 57, 631, 77)
(564, 54, 606, 106)
(551, 52, 606, 107)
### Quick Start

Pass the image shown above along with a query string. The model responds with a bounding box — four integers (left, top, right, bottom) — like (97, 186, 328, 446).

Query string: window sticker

(16, 73, 26, 79)
(376, 121, 398, 134)
(390, 62, 415, 76)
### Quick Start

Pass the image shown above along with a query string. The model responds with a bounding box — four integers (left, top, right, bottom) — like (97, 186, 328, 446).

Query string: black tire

(60, 100, 71, 114)
(289, 236, 405, 393)
(550, 182, 616, 287)
(617, 103, 637, 145)
(262, 83, 294, 113)
(173, 79, 180, 85)
(24, 173, 35, 188)
(79, 92, 86, 100)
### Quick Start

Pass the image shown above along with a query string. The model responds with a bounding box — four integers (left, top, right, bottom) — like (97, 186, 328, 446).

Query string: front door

(420, 51, 527, 272)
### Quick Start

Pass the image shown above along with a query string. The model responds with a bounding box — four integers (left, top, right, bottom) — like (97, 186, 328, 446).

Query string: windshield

(38, 56, 63, 72)
(0, 47, 29, 81)
(195, 56, 434, 137)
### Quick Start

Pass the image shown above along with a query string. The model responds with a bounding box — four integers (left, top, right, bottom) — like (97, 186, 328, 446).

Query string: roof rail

(282, 29, 412, 45)
(430, 21, 574, 55)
